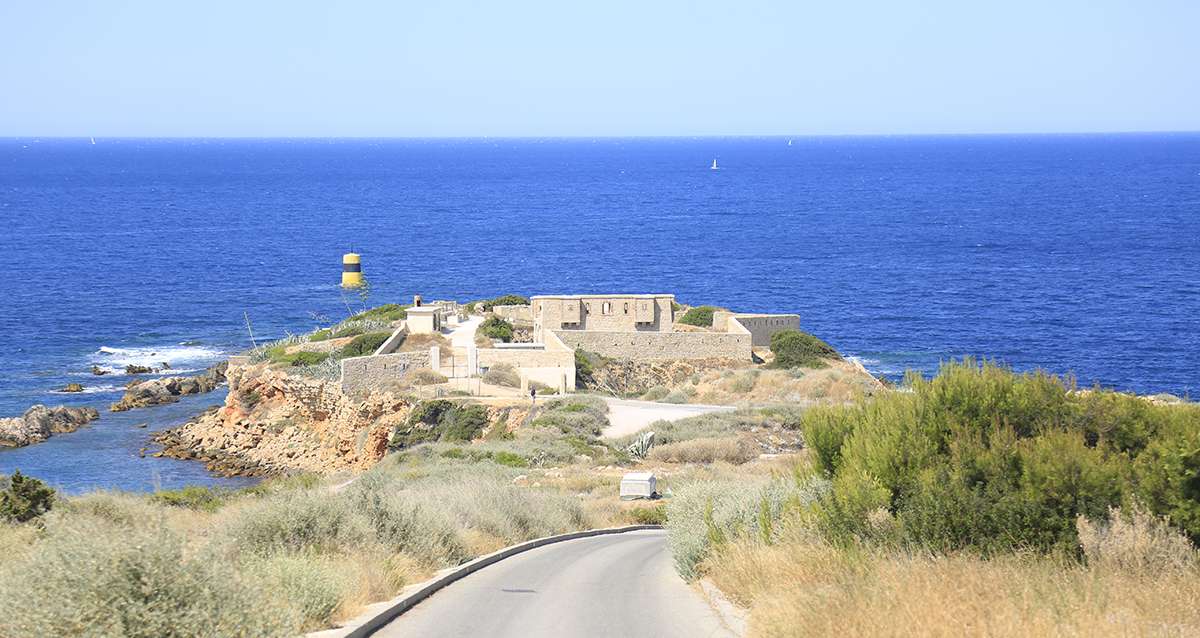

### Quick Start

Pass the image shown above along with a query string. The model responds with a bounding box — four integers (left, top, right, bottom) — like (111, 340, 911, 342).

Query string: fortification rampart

(340, 351, 431, 394)
(552, 329, 751, 361)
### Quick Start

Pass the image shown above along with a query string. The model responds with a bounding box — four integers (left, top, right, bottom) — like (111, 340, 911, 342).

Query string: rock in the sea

(0, 405, 100, 448)
(110, 361, 228, 412)
(90, 365, 110, 376)
(61, 383, 85, 393)
(125, 364, 154, 375)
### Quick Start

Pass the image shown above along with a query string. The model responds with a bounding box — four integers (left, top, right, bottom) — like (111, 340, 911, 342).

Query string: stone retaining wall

(552, 329, 751, 362)
(340, 351, 431, 394)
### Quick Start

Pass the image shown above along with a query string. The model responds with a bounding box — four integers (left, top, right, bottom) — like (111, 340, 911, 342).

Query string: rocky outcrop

(110, 362, 228, 412)
(0, 405, 100, 448)
(152, 361, 412, 476)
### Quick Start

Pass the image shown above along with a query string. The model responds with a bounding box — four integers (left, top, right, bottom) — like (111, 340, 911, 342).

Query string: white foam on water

(50, 384, 124, 395)
(93, 343, 225, 372)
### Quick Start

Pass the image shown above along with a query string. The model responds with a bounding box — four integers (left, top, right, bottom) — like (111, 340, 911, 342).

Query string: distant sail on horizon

(710, 158, 718, 170)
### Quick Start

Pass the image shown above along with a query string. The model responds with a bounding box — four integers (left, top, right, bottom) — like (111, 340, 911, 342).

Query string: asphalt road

(375, 529, 735, 638)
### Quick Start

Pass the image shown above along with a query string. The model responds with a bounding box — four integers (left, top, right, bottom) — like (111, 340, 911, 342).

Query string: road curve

(375, 529, 735, 638)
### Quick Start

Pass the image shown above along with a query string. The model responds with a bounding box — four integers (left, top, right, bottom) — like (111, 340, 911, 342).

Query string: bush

(290, 351, 330, 367)
(150, 485, 230, 512)
(1077, 504, 1197, 573)
(479, 316, 514, 343)
(0, 471, 55, 523)
(677, 305, 722, 327)
(532, 396, 609, 438)
(482, 363, 521, 388)
(348, 304, 408, 323)
(406, 367, 447, 386)
(0, 521, 295, 637)
(492, 451, 529, 468)
(801, 359, 1200, 554)
(245, 553, 349, 631)
(230, 490, 373, 556)
(478, 295, 529, 311)
(641, 385, 670, 401)
(308, 328, 333, 342)
(630, 504, 668, 525)
(769, 329, 840, 369)
(444, 405, 490, 442)
(342, 331, 391, 358)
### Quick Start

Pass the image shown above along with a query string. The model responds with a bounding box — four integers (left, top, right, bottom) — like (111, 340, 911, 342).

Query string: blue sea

(1, 135, 1198, 493)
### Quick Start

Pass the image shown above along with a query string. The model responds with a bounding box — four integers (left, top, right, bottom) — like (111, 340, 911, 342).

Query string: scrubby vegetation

(474, 294, 529, 312)
(676, 305, 723, 327)
(0, 458, 618, 637)
(347, 303, 408, 323)
(666, 359, 1200, 636)
(768, 329, 840, 369)
(482, 363, 521, 388)
(341, 331, 391, 358)
(0, 471, 56, 523)
(479, 316, 515, 343)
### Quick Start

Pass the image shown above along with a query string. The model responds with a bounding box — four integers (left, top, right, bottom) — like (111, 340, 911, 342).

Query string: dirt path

(601, 397, 735, 439)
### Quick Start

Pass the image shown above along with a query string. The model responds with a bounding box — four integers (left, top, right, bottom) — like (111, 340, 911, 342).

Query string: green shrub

(0, 471, 55, 523)
(308, 328, 332, 342)
(444, 405, 490, 442)
(677, 305, 722, 327)
(245, 553, 348, 631)
(769, 329, 840, 369)
(492, 451, 529, 468)
(532, 396, 609, 438)
(348, 303, 408, 323)
(630, 504, 668, 525)
(342, 331, 391, 358)
(479, 316, 514, 343)
(150, 485, 230, 513)
(290, 351, 329, 367)
(801, 359, 1200, 554)
(574, 349, 604, 386)
(479, 295, 529, 311)
(332, 325, 364, 339)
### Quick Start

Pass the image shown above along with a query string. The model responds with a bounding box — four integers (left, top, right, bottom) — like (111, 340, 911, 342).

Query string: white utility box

(620, 472, 658, 500)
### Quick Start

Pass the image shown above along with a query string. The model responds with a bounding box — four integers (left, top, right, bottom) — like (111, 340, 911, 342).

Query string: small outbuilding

(619, 472, 658, 500)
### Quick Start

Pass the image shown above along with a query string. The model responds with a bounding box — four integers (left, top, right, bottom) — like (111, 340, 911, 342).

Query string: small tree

(769, 329, 841, 369)
(678, 305, 723, 327)
(0, 470, 56, 523)
(479, 316, 514, 343)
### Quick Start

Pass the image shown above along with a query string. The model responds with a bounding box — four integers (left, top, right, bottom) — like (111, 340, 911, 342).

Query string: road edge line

(317, 524, 664, 638)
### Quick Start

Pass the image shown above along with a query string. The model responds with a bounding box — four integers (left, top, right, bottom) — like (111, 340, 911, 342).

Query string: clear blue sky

(2, 0, 1197, 137)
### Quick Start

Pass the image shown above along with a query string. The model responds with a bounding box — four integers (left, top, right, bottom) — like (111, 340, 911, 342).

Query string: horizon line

(3, 129, 1200, 141)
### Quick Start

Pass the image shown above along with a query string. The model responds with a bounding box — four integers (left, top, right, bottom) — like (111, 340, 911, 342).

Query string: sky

(1, 0, 1198, 137)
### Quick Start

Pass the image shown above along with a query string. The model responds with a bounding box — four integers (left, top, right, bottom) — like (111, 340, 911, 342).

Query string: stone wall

(552, 329, 751, 362)
(478, 330, 576, 391)
(340, 351, 431, 394)
(533, 295, 674, 334)
(731, 314, 801, 347)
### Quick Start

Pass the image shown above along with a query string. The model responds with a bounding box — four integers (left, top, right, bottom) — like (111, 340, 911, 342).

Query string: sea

(1, 135, 1197, 493)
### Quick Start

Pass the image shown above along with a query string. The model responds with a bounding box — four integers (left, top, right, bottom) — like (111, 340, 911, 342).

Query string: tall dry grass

(705, 528, 1200, 638)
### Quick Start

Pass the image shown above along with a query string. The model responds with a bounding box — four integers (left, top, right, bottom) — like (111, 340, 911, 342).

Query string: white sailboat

(787, 139, 793, 146)
(710, 158, 719, 170)
(90, 137, 96, 145)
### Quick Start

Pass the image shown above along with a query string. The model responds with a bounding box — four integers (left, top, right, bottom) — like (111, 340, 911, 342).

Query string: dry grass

(647, 435, 759, 465)
(677, 360, 882, 406)
(707, 527, 1200, 638)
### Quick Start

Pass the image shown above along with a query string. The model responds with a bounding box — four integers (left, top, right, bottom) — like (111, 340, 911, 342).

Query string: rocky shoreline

(0, 405, 101, 448)
(110, 362, 228, 412)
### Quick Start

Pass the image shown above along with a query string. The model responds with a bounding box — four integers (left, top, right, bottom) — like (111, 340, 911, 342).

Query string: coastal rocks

(61, 383, 84, 393)
(0, 405, 100, 448)
(91, 365, 110, 376)
(152, 360, 412, 476)
(110, 362, 228, 412)
(125, 364, 155, 375)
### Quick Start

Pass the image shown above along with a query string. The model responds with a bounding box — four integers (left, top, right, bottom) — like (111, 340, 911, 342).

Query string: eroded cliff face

(153, 361, 412, 476)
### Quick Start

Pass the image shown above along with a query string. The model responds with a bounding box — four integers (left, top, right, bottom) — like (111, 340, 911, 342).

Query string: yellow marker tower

(341, 253, 364, 288)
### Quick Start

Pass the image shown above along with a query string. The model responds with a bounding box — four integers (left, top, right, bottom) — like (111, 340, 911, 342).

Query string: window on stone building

(603, 302, 612, 315)
(623, 303, 629, 314)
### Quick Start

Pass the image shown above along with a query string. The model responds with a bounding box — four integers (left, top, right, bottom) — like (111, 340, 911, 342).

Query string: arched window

(603, 302, 612, 315)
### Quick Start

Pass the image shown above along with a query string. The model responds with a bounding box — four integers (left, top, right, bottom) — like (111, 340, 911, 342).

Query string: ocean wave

(93, 343, 225, 372)
(50, 384, 124, 395)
